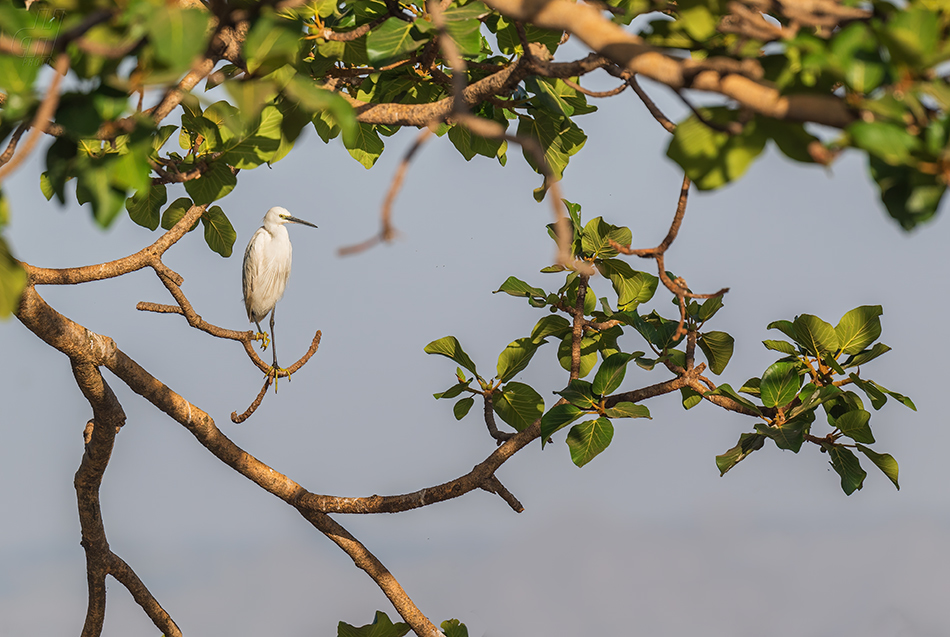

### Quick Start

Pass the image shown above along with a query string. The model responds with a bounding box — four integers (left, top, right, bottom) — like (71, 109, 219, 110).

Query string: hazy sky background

(2, 64, 949, 637)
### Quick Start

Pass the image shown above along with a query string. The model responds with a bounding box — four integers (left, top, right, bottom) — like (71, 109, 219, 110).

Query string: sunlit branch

(480, 0, 856, 128)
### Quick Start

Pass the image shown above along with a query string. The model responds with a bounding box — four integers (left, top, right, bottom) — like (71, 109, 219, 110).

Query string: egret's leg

(254, 320, 269, 350)
(269, 307, 278, 369)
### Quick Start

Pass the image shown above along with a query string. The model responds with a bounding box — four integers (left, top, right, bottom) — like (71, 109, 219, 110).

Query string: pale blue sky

(2, 73, 949, 636)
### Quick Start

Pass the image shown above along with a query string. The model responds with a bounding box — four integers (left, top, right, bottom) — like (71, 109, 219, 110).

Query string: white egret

(243, 206, 317, 373)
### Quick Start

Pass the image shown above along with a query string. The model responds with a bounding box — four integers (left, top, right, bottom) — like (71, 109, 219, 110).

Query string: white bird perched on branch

(243, 206, 317, 373)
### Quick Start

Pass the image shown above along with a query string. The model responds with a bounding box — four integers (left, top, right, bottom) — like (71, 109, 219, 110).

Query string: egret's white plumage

(242, 206, 317, 369)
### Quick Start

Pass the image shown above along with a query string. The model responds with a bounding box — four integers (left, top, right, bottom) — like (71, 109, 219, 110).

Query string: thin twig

(562, 77, 627, 98)
(338, 126, 433, 256)
(628, 75, 676, 134)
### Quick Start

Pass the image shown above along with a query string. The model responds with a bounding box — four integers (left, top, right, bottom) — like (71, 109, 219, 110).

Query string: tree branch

(71, 361, 181, 637)
(480, 0, 856, 128)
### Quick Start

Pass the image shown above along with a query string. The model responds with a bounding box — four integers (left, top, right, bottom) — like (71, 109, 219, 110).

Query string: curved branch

(26, 204, 206, 285)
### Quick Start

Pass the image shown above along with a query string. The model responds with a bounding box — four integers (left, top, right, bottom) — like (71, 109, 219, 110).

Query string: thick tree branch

(72, 362, 181, 637)
(480, 0, 856, 128)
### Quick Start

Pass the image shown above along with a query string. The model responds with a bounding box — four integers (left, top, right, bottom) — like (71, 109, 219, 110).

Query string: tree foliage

(0, 0, 936, 634)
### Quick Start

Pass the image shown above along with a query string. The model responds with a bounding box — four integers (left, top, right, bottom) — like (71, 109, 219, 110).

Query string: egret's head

(263, 206, 318, 230)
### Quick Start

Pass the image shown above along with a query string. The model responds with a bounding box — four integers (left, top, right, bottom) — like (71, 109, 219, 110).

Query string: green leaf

(125, 183, 167, 231)
(557, 333, 599, 378)
(366, 17, 428, 65)
(880, 5, 939, 67)
(445, 19, 482, 57)
(75, 161, 126, 228)
(454, 397, 475, 420)
(556, 379, 598, 410)
(787, 383, 840, 420)
(830, 23, 886, 93)
(592, 352, 633, 395)
(216, 104, 284, 169)
(283, 75, 357, 145)
(183, 160, 237, 205)
(433, 381, 468, 399)
(677, 0, 718, 40)
(716, 432, 765, 476)
(697, 331, 734, 375)
(160, 197, 198, 232)
(244, 11, 302, 75)
(628, 310, 682, 351)
(766, 319, 797, 341)
(844, 342, 891, 368)
(338, 610, 410, 637)
(540, 402, 583, 441)
(834, 409, 874, 444)
(424, 336, 478, 376)
(604, 402, 651, 419)
(344, 123, 385, 169)
(755, 419, 807, 453)
(494, 276, 546, 301)
(827, 445, 866, 495)
(680, 387, 702, 410)
(869, 157, 945, 230)
(517, 111, 586, 195)
(848, 373, 887, 410)
(758, 117, 822, 164)
(596, 259, 657, 309)
(440, 618, 469, 637)
(0, 236, 27, 319)
(0, 54, 39, 96)
(881, 386, 916, 411)
(739, 377, 760, 396)
(705, 384, 761, 414)
(442, 2, 490, 21)
(581, 218, 632, 259)
(697, 295, 724, 322)
(496, 337, 543, 383)
(667, 107, 767, 190)
(566, 418, 614, 467)
(849, 121, 921, 166)
(531, 314, 571, 341)
(759, 361, 802, 408)
(493, 382, 544, 432)
(147, 8, 210, 73)
(200, 205, 236, 257)
(762, 339, 797, 355)
(792, 314, 839, 357)
(855, 444, 899, 490)
(39, 173, 56, 202)
(525, 76, 576, 117)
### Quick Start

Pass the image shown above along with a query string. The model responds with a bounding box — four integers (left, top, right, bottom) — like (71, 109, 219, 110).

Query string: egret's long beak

(282, 215, 318, 228)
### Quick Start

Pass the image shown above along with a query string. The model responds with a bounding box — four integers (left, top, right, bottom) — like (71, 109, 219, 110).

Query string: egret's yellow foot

(255, 332, 270, 351)
(269, 365, 292, 393)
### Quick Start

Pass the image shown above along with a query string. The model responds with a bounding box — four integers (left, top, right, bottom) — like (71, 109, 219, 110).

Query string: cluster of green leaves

(714, 305, 914, 494)
(306, 0, 595, 193)
(338, 611, 467, 637)
(662, 0, 950, 230)
(427, 201, 738, 467)
(427, 205, 912, 492)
